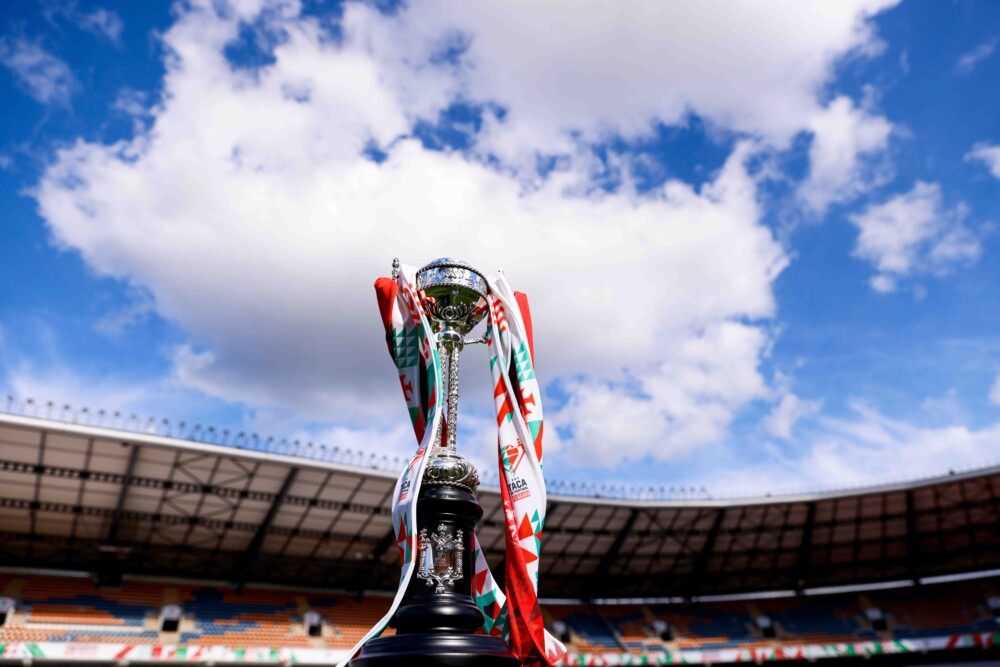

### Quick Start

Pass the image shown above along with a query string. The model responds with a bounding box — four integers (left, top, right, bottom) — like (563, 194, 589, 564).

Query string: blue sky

(1, 0, 999, 496)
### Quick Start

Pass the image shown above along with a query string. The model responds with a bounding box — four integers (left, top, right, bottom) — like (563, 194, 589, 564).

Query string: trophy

(418, 257, 488, 492)
(347, 258, 518, 667)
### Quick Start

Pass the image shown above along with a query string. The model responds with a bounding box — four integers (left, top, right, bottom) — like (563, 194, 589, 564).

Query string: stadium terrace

(1, 405, 999, 666)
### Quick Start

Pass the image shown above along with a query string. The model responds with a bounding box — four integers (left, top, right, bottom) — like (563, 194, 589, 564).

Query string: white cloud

(692, 403, 1000, 497)
(869, 274, 896, 293)
(77, 7, 124, 44)
(4, 365, 155, 419)
(32, 1, 784, 463)
(112, 87, 150, 117)
(990, 375, 1000, 407)
(965, 142, 1000, 180)
(920, 388, 972, 424)
(849, 181, 982, 291)
(397, 0, 898, 163)
(799, 96, 893, 213)
(30, 0, 905, 466)
(0, 351, 225, 435)
(43, 2, 124, 44)
(555, 321, 772, 462)
(94, 289, 156, 336)
(0, 36, 77, 105)
(956, 36, 998, 74)
(764, 384, 822, 440)
(809, 402, 1000, 482)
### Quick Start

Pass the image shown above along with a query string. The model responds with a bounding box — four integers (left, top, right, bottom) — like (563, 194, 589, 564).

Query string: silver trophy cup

(348, 258, 518, 667)
(414, 257, 490, 492)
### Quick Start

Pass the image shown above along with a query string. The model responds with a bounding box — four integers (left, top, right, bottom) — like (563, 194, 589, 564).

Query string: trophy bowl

(416, 258, 489, 344)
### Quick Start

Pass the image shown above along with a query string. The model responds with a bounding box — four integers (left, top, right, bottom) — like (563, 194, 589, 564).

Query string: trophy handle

(462, 333, 488, 346)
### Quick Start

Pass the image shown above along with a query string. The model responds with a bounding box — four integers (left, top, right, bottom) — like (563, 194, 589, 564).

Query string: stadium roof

(1, 410, 998, 599)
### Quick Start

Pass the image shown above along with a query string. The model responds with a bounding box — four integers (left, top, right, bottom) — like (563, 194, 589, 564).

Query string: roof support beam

(906, 490, 919, 582)
(795, 502, 816, 593)
(106, 443, 141, 545)
(687, 508, 725, 597)
(27, 431, 47, 560)
(237, 466, 299, 580)
(591, 508, 640, 589)
(353, 526, 399, 600)
(958, 481, 979, 559)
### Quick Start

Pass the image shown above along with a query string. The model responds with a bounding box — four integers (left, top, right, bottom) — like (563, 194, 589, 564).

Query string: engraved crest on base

(416, 524, 465, 594)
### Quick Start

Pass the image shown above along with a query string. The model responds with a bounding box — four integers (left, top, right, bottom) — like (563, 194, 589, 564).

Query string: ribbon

(337, 264, 443, 666)
(340, 263, 566, 666)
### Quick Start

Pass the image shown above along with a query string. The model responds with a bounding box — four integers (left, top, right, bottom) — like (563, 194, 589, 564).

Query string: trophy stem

(443, 341, 461, 452)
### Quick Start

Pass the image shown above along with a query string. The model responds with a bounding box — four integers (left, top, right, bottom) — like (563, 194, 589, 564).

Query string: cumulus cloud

(849, 181, 982, 292)
(799, 96, 893, 213)
(31, 0, 904, 467)
(965, 142, 1000, 180)
(398, 0, 898, 163)
(0, 36, 77, 105)
(555, 321, 772, 462)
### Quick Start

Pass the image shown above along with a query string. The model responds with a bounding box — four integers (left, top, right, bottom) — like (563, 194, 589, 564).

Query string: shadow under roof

(1, 413, 998, 598)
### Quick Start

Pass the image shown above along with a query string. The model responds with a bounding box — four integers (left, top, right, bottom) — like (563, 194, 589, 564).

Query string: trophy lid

(416, 258, 489, 300)
(420, 257, 479, 272)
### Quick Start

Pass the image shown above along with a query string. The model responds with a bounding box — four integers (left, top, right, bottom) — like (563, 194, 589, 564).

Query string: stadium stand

(1, 409, 999, 665)
(745, 594, 868, 645)
(546, 604, 621, 652)
(2, 572, 998, 654)
(874, 581, 999, 639)
(564, 580, 1000, 655)
(0, 573, 402, 649)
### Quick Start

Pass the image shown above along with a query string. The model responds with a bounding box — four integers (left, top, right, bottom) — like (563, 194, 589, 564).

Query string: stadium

(3, 0, 1000, 665)
(1, 400, 998, 667)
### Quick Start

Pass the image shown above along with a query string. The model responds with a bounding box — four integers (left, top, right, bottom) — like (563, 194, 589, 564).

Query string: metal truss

(1, 417, 998, 597)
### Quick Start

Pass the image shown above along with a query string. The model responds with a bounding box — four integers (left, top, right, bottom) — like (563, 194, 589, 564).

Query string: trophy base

(345, 482, 518, 667)
(346, 632, 518, 667)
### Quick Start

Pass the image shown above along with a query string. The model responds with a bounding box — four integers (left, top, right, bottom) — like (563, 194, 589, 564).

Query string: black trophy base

(346, 481, 518, 667)
(347, 632, 518, 667)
